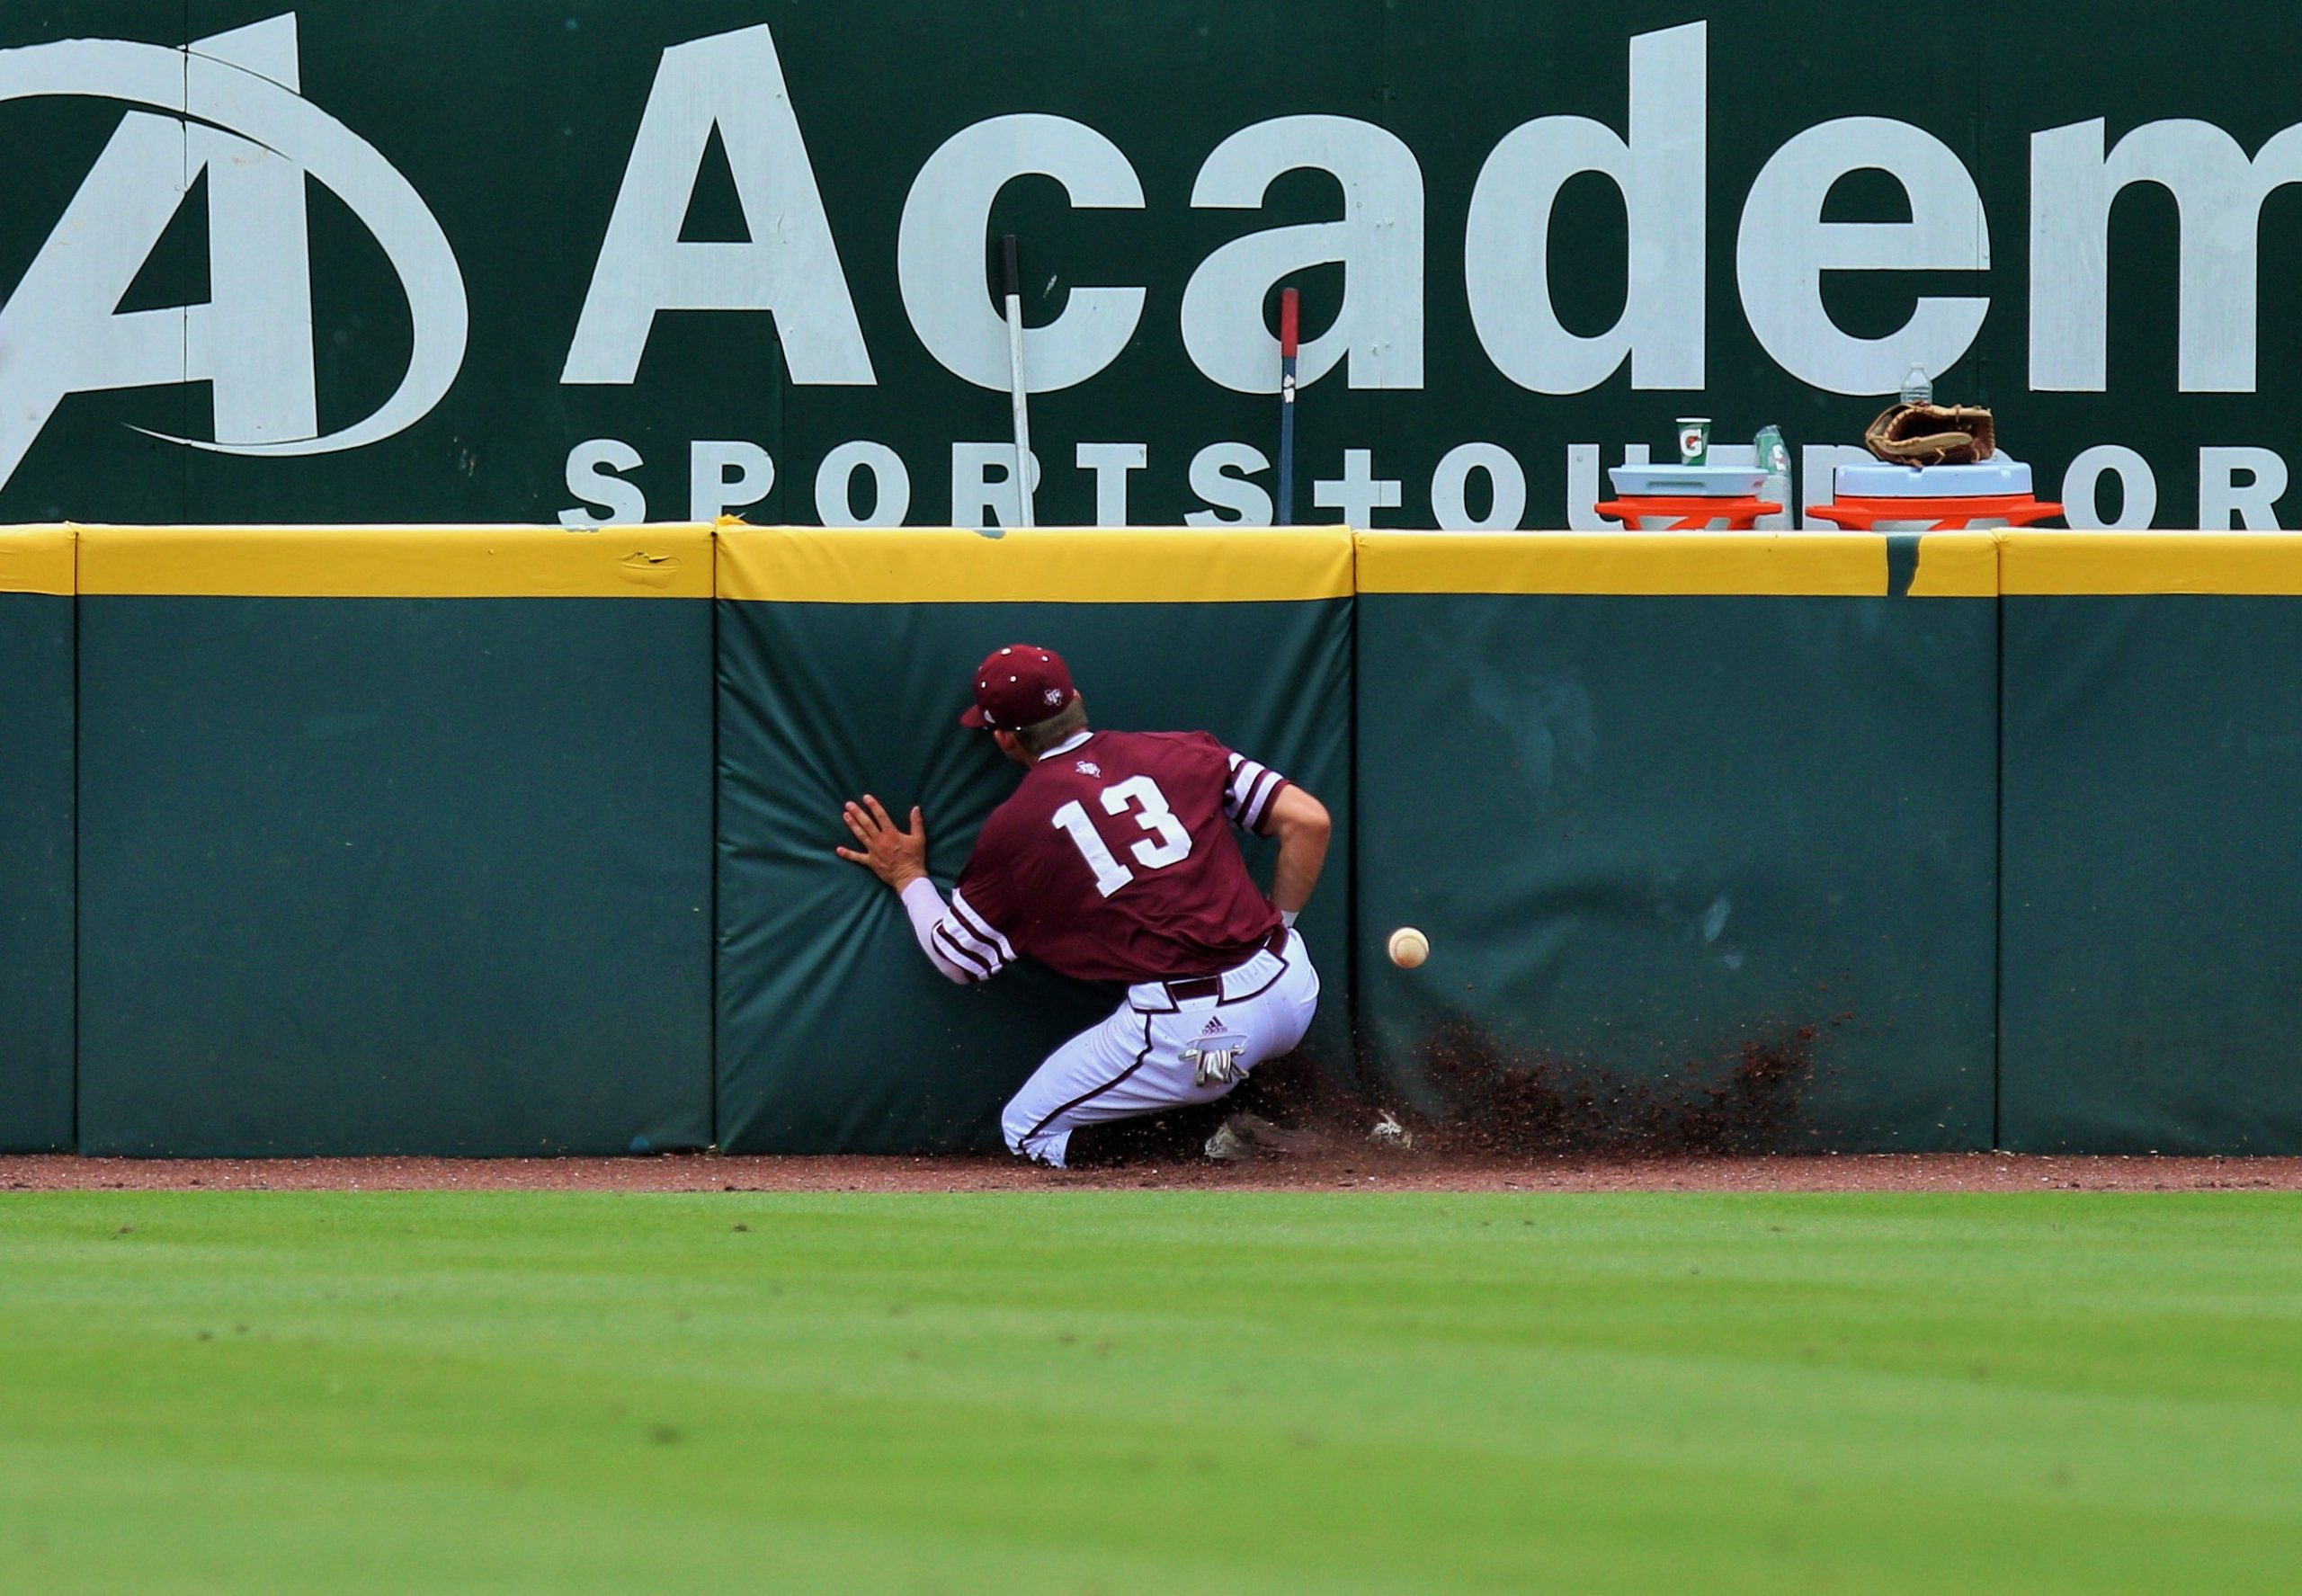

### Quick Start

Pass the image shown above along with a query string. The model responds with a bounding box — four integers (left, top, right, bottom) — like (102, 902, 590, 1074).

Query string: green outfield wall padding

(715, 527, 1353, 1155)
(0, 531, 76, 1151)
(1352, 533, 2000, 1151)
(75, 528, 715, 1156)
(2000, 536, 2302, 1153)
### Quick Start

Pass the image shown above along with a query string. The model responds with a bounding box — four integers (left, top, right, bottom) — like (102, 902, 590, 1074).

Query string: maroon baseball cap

(960, 644, 1078, 729)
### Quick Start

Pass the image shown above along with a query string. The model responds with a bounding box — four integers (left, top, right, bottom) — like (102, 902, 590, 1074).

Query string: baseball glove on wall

(1864, 404, 1996, 466)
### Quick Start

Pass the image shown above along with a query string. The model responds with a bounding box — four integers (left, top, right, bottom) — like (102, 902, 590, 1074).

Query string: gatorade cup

(1676, 417, 1711, 465)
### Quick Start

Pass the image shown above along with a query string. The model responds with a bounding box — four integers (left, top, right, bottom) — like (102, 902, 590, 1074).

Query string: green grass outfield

(2, 1192, 2298, 1594)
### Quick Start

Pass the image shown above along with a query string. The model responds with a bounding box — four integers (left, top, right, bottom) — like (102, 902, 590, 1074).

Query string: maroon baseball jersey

(932, 730, 1290, 985)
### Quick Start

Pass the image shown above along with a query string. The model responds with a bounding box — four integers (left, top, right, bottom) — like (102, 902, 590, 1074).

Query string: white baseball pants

(1001, 932, 1321, 1167)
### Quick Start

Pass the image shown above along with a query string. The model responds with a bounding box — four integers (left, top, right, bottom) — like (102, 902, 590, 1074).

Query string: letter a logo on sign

(0, 13, 468, 492)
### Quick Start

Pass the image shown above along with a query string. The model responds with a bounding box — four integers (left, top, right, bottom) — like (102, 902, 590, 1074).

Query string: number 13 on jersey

(1052, 776, 1194, 897)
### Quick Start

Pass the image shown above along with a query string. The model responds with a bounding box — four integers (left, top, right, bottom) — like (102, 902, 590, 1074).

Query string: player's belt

(1129, 926, 1293, 1013)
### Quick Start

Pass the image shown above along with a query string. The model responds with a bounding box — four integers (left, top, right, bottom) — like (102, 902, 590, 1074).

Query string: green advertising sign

(3, 2, 2294, 531)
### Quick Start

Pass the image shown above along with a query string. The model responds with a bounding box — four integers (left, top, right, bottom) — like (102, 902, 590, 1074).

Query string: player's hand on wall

(836, 795, 929, 892)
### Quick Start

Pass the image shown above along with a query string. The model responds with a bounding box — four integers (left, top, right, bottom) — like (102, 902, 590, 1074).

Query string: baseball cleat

(1203, 1111, 1334, 1161)
(1203, 1120, 1256, 1162)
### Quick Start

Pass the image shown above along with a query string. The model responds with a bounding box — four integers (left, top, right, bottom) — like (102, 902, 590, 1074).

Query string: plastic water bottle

(1753, 424, 1792, 531)
(1900, 363, 1932, 405)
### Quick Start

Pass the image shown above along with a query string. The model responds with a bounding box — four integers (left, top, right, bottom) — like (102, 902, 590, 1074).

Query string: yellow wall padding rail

(73, 525, 714, 599)
(1998, 531, 2302, 595)
(0, 527, 76, 596)
(716, 524, 1356, 604)
(17, 523, 2302, 602)
(1353, 531, 1998, 597)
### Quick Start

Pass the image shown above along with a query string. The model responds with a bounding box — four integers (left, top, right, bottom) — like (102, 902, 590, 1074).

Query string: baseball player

(835, 644, 1330, 1167)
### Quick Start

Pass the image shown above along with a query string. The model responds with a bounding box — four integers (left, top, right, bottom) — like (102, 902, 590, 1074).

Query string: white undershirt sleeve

(899, 878, 977, 985)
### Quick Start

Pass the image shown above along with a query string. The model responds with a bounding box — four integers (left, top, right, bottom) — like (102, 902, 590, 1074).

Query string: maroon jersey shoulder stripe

(941, 916, 1005, 972)
(949, 888, 1014, 958)
(932, 922, 993, 979)
(1241, 768, 1285, 829)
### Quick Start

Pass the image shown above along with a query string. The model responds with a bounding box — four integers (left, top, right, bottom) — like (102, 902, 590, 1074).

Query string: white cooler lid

(1608, 465, 1770, 497)
(1833, 454, 2032, 498)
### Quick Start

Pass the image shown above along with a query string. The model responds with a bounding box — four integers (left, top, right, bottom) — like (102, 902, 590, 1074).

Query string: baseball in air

(1387, 927, 1431, 968)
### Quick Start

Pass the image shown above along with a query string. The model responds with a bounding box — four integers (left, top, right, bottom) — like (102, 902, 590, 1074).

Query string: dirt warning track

(6, 1152, 2301, 1193)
